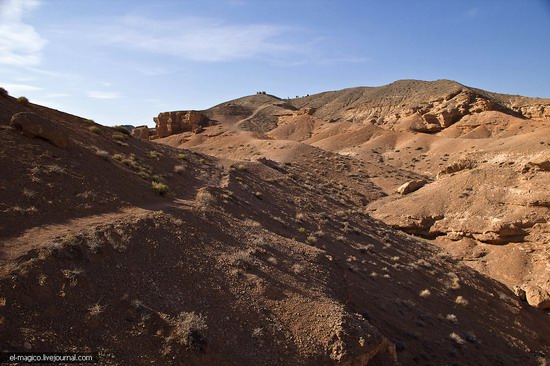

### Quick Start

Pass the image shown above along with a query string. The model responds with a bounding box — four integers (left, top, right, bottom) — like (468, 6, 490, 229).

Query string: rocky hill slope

(151, 80, 550, 314)
(1, 84, 549, 365)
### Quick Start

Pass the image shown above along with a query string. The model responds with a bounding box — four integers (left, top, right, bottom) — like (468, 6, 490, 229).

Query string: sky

(1, 0, 549, 127)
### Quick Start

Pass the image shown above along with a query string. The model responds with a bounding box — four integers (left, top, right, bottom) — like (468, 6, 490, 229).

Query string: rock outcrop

(512, 104, 550, 120)
(397, 180, 427, 195)
(10, 112, 69, 149)
(154, 110, 208, 138)
(131, 125, 150, 140)
(523, 285, 550, 310)
(295, 107, 316, 116)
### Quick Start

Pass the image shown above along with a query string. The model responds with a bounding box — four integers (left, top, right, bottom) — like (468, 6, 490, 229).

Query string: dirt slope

(153, 79, 550, 315)
(1, 84, 549, 365)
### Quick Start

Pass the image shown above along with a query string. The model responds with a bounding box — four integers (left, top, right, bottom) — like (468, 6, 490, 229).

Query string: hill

(0, 83, 549, 365)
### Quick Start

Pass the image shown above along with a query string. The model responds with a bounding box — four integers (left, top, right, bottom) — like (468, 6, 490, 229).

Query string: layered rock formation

(154, 110, 209, 138)
(131, 125, 150, 140)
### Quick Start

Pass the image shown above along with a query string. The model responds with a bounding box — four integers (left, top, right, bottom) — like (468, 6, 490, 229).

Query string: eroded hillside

(149, 80, 550, 313)
(1, 83, 549, 365)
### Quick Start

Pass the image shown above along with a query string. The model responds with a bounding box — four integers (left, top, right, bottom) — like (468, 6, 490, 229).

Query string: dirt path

(235, 105, 271, 129)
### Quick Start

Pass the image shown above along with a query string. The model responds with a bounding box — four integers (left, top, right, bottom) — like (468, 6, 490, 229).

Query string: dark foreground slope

(0, 92, 549, 365)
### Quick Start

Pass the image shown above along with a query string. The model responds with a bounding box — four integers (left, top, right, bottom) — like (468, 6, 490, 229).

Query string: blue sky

(1, 0, 549, 127)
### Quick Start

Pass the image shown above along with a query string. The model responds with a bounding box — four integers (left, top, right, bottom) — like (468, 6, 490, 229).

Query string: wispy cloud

(46, 93, 70, 98)
(0, 0, 47, 66)
(86, 15, 297, 62)
(0, 82, 42, 94)
(87, 91, 120, 99)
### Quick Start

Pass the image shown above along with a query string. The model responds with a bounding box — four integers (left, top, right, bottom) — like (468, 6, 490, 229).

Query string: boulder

(523, 285, 550, 310)
(10, 112, 69, 149)
(397, 180, 427, 195)
(131, 126, 150, 140)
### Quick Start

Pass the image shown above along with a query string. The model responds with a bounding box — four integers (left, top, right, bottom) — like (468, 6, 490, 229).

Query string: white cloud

(89, 16, 297, 62)
(87, 91, 120, 99)
(0, 0, 47, 66)
(46, 93, 70, 98)
(0, 82, 42, 94)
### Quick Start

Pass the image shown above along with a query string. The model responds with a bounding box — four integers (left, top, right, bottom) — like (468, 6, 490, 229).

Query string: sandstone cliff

(153, 110, 209, 138)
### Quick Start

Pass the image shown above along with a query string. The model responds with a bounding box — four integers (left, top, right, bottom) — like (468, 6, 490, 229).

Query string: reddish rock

(523, 285, 550, 310)
(397, 180, 427, 195)
(154, 111, 208, 138)
(131, 126, 150, 140)
(10, 112, 69, 149)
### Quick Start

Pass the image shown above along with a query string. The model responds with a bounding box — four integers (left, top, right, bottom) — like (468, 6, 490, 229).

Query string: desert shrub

(152, 181, 169, 196)
(449, 332, 466, 346)
(455, 296, 468, 306)
(419, 289, 431, 298)
(121, 159, 136, 168)
(306, 234, 317, 245)
(112, 132, 128, 141)
(17, 96, 29, 104)
(138, 171, 151, 180)
(254, 191, 263, 199)
(174, 165, 185, 173)
(148, 150, 163, 159)
(177, 153, 187, 160)
(113, 126, 131, 135)
(231, 250, 255, 270)
(298, 227, 306, 234)
(0, 87, 8, 96)
(95, 150, 109, 159)
(88, 303, 104, 317)
(196, 188, 216, 206)
(291, 263, 304, 274)
(88, 126, 101, 134)
(172, 311, 208, 350)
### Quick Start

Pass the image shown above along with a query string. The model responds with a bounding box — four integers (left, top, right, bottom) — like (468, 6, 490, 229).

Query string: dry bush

(17, 96, 29, 104)
(174, 165, 185, 174)
(455, 296, 468, 306)
(88, 303, 104, 317)
(231, 250, 256, 270)
(113, 126, 131, 135)
(449, 332, 466, 345)
(148, 150, 163, 159)
(419, 289, 431, 298)
(95, 150, 109, 159)
(112, 132, 128, 141)
(196, 188, 216, 206)
(152, 181, 169, 196)
(88, 126, 101, 134)
(171, 311, 208, 350)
